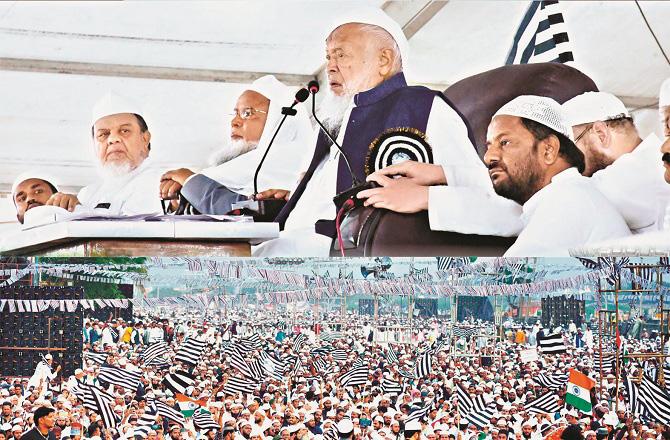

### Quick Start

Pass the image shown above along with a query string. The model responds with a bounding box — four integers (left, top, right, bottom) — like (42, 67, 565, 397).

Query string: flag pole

(614, 258, 620, 413)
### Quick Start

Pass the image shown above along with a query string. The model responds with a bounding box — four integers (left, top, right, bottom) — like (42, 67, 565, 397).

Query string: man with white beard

(253, 7, 483, 256)
(158, 75, 313, 214)
(52, 92, 164, 215)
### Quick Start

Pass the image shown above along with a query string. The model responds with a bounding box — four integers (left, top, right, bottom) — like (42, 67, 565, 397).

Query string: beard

(490, 145, 543, 205)
(96, 160, 135, 179)
(209, 139, 258, 166)
(317, 87, 354, 137)
(583, 142, 615, 177)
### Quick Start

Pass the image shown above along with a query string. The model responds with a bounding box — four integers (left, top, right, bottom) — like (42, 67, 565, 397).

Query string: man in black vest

(254, 7, 479, 256)
(20, 407, 56, 440)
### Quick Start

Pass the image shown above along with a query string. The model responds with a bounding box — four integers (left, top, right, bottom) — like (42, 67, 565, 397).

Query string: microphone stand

(229, 106, 298, 221)
(308, 90, 377, 209)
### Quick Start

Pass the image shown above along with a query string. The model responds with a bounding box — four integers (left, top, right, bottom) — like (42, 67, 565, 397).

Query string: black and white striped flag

(331, 349, 349, 363)
(134, 410, 157, 438)
(321, 332, 345, 342)
(162, 370, 196, 396)
(539, 333, 567, 354)
(140, 342, 169, 364)
(238, 334, 263, 353)
(524, 392, 561, 414)
(311, 346, 335, 356)
(637, 374, 670, 424)
(226, 345, 256, 379)
(535, 372, 568, 390)
(593, 354, 616, 373)
(293, 334, 307, 353)
(385, 346, 399, 364)
(436, 257, 469, 271)
(338, 365, 368, 388)
(90, 385, 118, 429)
(193, 408, 220, 431)
(414, 351, 432, 379)
(98, 365, 142, 391)
(175, 338, 207, 366)
(222, 376, 258, 396)
(150, 399, 186, 426)
(109, 327, 119, 342)
(405, 401, 433, 423)
(455, 383, 474, 411)
(70, 383, 115, 412)
(84, 351, 109, 365)
(259, 350, 288, 381)
(459, 395, 495, 429)
(381, 376, 402, 395)
(314, 358, 333, 376)
(505, 1, 574, 65)
(624, 374, 649, 420)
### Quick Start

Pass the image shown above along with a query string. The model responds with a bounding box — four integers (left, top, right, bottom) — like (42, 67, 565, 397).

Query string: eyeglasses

(574, 124, 593, 144)
(229, 107, 268, 120)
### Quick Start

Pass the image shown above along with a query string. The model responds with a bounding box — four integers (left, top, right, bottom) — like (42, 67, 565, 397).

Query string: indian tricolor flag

(566, 369, 595, 412)
(176, 393, 207, 417)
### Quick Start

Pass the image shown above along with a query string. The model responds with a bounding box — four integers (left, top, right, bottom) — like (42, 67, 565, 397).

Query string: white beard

(208, 139, 258, 166)
(96, 161, 135, 179)
(317, 87, 355, 136)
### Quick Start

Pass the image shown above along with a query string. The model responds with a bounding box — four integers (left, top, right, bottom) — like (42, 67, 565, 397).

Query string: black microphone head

(295, 88, 310, 103)
(308, 80, 320, 94)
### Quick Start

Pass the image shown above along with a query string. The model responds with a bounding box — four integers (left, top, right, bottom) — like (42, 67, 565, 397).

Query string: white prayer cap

(563, 92, 629, 126)
(494, 95, 574, 141)
(44, 354, 53, 360)
(11, 170, 59, 197)
(660, 77, 670, 107)
(336, 419, 354, 434)
(91, 91, 144, 127)
(328, 6, 409, 67)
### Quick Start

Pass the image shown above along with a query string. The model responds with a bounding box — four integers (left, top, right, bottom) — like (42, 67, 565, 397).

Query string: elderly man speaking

(54, 92, 164, 215)
(254, 7, 483, 256)
(158, 75, 313, 214)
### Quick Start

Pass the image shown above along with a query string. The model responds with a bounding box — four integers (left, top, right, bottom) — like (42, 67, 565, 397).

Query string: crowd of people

(4, 6, 670, 255)
(2, 307, 670, 440)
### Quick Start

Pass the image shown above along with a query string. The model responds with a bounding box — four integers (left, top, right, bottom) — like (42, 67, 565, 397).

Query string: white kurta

(26, 361, 56, 396)
(428, 133, 670, 236)
(77, 158, 164, 215)
(253, 96, 482, 256)
(505, 168, 631, 256)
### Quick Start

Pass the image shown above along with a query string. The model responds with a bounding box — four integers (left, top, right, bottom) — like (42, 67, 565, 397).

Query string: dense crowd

(2, 309, 670, 440)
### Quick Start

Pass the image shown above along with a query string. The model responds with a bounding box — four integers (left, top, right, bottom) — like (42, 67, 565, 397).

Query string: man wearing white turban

(53, 91, 164, 215)
(159, 75, 313, 214)
(254, 7, 483, 256)
(10, 171, 61, 224)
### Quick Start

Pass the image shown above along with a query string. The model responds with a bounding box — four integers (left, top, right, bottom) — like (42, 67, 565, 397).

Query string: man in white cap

(158, 75, 313, 214)
(10, 172, 62, 224)
(563, 91, 670, 233)
(484, 95, 630, 255)
(660, 77, 670, 139)
(26, 355, 60, 398)
(254, 6, 482, 255)
(55, 91, 164, 215)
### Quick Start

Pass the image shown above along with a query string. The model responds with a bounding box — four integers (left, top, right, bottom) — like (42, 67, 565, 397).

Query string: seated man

(53, 92, 164, 215)
(159, 75, 313, 214)
(363, 96, 631, 255)
(481, 95, 630, 255)
(253, 7, 484, 256)
(362, 92, 667, 237)
(11, 172, 63, 224)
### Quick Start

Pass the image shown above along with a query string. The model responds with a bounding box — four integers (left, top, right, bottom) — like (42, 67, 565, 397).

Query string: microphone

(307, 80, 360, 186)
(253, 87, 309, 195)
(307, 80, 377, 208)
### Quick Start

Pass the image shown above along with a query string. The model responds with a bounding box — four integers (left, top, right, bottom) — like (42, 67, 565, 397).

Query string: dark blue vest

(275, 72, 469, 238)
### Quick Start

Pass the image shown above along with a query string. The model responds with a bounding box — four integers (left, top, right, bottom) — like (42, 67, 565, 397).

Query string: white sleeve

(425, 97, 491, 189)
(427, 186, 523, 236)
(424, 97, 523, 237)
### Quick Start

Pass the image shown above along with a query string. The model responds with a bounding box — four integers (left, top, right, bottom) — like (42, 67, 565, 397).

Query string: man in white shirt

(159, 75, 313, 214)
(253, 7, 483, 256)
(54, 92, 164, 215)
(485, 96, 630, 255)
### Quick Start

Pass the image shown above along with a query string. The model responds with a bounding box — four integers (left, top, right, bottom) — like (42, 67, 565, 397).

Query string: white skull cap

(328, 6, 409, 68)
(660, 77, 670, 108)
(91, 91, 145, 127)
(494, 95, 574, 141)
(562, 92, 629, 126)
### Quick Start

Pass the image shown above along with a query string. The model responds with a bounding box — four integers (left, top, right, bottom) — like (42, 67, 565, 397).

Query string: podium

(0, 220, 279, 256)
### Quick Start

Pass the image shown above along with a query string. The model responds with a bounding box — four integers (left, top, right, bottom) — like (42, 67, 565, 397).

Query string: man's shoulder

(20, 428, 40, 440)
